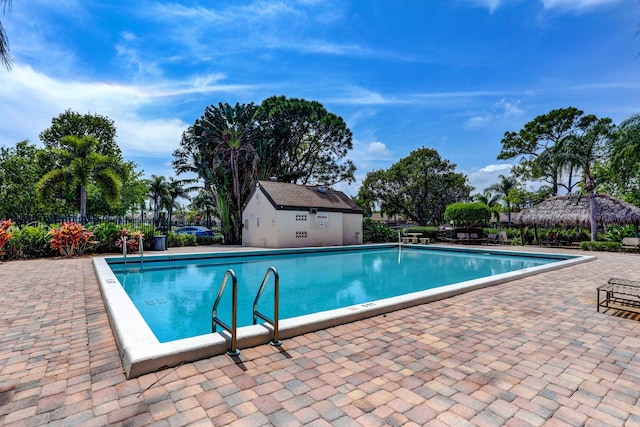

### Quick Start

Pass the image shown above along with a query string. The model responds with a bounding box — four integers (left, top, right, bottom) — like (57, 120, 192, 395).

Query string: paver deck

(1, 245, 639, 426)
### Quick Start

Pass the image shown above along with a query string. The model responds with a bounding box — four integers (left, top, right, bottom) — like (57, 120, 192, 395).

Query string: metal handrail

(253, 266, 281, 346)
(138, 235, 143, 266)
(211, 269, 240, 356)
(122, 236, 127, 267)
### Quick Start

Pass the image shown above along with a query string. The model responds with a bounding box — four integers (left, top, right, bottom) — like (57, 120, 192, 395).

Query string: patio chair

(486, 233, 498, 245)
(498, 231, 510, 245)
(456, 232, 469, 243)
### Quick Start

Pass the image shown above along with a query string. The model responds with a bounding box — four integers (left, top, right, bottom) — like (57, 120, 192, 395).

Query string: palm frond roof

(515, 194, 640, 227)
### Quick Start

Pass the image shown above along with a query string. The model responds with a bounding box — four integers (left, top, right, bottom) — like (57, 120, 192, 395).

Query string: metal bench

(621, 237, 640, 253)
(597, 278, 640, 314)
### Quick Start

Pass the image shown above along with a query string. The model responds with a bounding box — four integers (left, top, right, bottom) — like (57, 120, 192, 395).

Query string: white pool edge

(92, 245, 595, 378)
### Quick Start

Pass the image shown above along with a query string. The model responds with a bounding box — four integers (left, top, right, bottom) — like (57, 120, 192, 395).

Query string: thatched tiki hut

(515, 193, 640, 242)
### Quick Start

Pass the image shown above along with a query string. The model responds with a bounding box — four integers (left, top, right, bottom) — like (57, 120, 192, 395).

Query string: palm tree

(486, 174, 519, 226)
(166, 178, 190, 230)
(202, 104, 260, 243)
(147, 175, 169, 226)
(607, 114, 640, 202)
(561, 117, 613, 240)
(36, 135, 122, 220)
(0, 0, 12, 70)
(473, 189, 501, 224)
(190, 190, 217, 228)
(472, 188, 500, 207)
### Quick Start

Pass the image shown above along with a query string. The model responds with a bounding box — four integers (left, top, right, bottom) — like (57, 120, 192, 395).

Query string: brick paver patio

(1, 246, 639, 426)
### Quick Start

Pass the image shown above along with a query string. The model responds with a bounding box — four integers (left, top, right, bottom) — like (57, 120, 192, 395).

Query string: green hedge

(196, 235, 224, 245)
(167, 232, 197, 247)
(363, 218, 397, 243)
(579, 241, 621, 252)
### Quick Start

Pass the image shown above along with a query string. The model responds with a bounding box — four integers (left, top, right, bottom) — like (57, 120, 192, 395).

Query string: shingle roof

(255, 180, 363, 213)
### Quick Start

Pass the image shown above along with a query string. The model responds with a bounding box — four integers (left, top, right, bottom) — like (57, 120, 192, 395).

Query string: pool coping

(93, 244, 595, 378)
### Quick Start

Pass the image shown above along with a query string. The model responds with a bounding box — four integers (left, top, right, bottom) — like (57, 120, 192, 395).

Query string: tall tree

(190, 190, 217, 228)
(486, 174, 519, 226)
(174, 98, 356, 244)
(255, 96, 356, 185)
(39, 109, 122, 159)
(472, 188, 500, 207)
(36, 136, 122, 219)
(166, 178, 189, 229)
(561, 117, 613, 240)
(175, 102, 260, 244)
(0, 0, 11, 70)
(147, 175, 169, 226)
(85, 162, 147, 216)
(357, 148, 472, 225)
(598, 114, 640, 205)
(498, 107, 600, 195)
(0, 140, 53, 215)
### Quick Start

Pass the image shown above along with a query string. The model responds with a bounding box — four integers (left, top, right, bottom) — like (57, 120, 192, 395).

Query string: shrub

(605, 225, 636, 242)
(89, 222, 120, 253)
(4, 223, 53, 259)
(49, 222, 96, 257)
(196, 235, 224, 245)
(114, 229, 144, 253)
(0, 219, 14, 257)
(444, 202, 491, 226)
(363, 218, 397, 243)
(579, 241, 621, 252)
(167, 231, 197, 247)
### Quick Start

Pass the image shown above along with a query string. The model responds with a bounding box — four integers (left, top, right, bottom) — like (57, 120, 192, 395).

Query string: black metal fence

(5, 213, 145, 227)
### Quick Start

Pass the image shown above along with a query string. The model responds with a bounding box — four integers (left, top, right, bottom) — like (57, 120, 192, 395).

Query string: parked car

(174, 226, 216, 237)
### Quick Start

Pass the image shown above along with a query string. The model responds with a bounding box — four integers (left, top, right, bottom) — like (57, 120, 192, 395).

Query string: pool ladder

(122, 235, 144, 270)
(253, 266, 281, 346)
(212, 270, 240, 355)
(211, 266, 281, 356)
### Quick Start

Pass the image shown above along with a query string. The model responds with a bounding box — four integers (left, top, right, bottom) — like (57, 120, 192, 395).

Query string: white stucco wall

(276, 210, 343, 248)
(342, 213, 363, 245)
(242, 189, 278, 248)
(242, 187, 363, 248)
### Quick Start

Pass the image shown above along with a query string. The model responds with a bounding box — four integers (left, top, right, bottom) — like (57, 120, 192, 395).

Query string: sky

(1, 0, 639, 198)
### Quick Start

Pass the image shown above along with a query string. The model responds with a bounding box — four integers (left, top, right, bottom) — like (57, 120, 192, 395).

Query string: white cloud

(540, 0, 626, 12)
(348, 139, 395, 164)
(465, 164, 513, 192)
(464, 0, 504, 14)
(464, 0, 626, 14)
(366, 142, 392, 158)
(326, 86, 397, 106)
(464, 98, 524, 129)
(0, 64, 254, 159)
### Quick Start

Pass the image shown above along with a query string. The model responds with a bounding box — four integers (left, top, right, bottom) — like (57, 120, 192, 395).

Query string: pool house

(241, 180, 364, 248)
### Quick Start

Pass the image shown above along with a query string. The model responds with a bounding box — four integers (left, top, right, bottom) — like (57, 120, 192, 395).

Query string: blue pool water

(110, 247, 563, 343)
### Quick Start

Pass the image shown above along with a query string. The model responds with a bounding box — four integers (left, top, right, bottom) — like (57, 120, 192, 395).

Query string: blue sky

(1, 0, 639, 197)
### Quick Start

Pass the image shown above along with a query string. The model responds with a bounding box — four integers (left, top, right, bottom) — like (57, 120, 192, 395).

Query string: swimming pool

(93, 244, 594, 378)
(112, 247, 563, 343)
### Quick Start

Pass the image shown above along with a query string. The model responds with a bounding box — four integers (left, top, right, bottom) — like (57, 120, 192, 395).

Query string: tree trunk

(589, 190, 598, 241)
(80, 186, 87, 222)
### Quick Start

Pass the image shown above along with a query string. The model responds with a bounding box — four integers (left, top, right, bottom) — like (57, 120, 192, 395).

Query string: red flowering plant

(0, 219, 14, 257)
(48, 221, 97, 257)
(114, 229, 144, 253)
